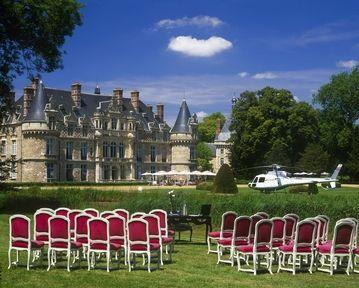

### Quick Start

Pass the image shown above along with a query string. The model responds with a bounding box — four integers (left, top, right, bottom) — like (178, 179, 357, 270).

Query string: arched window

(110, 142, 117, 158)
(103, 141, 109, 157)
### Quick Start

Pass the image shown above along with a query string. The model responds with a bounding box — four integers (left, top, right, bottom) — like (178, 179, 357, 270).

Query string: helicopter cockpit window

(258, 177, 265, 183)
(253, 177, 259, 183)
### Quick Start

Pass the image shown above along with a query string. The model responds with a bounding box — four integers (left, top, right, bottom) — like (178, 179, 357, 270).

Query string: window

(102, 121, 108, 130)
(111, 166, 118, 180)
(103, 141, 109, 157)
(150, 165, 156, 174)
(103, 165, 110, 180)
(81, 164, 87, 181)
(119, 142, 124, 159)
(220, 158, 224, 166)
(1, 140, 6, 155)
(68, 123, 75, 136)
(220, 148, 224, 154)
(190, 146, 195, 160)
(110, 142, 117, 158)
(120, 123, 125, 130)
(11, 140, 16, 155)
(80, 142, 87, 160)
(95, 120, 99, 129)
(258, 177, 265, 183)
(46, 139, 54, 155)
(48, 116, 55, 130)
(10, 162, 16, 179)
(82, 125, 88, 137)
(66, 164, 73, 181)
(46, 163, 55, 182)
(150, 146, 156, 162)
(162, 149, 167, 163)
(66, 142, 73, 160)
(111, 118, 117, 130)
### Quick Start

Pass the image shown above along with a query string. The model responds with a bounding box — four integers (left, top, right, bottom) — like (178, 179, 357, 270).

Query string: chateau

(0, 79, 198, 182)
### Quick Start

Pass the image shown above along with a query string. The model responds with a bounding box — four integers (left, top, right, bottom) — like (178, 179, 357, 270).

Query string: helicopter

(247, 164, 342, 192)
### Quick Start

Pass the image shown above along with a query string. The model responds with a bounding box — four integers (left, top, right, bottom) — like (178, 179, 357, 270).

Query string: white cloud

(337, 60, 359, 69)
(252, 72, 278, 79)
(196, 111, 208, 119)
(238, 72, 249, 78)
(168, 36, 232, 57)
(156, 16, 223, 29)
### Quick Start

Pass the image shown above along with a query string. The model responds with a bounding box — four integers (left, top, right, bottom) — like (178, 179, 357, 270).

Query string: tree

(297, 143, 330, 174)
(196, 142, 213, 171)
(0, 0, 83, 114)
(198, 112, 225, 142)
(230, 87, 319, 178)
(313, 67, 359, 165)
(212, 164, 238, 194)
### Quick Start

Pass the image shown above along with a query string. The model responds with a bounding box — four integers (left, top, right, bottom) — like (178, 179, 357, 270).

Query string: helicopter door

(251, 176, 259, 187)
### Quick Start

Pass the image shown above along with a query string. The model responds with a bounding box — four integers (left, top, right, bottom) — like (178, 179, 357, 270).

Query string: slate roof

(171, 99, 191, 133)
(15, 82, 169, 131)
(215, 117, 232, 142)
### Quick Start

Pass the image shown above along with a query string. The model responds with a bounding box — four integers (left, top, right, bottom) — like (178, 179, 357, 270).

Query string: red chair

(257, 212, 269, 219)
(8, 215, 45, 270)
(100, 211, 115, 218)
(55, 207, 70, 217)
(316, 215, 330, 243)
(114, 209, 129, 222)
(284, 213, 299, 223)
(283, 215, 297, 244)
(236, 219, 273, 275)
(277, 219, 317, 275)
(127, 218, 161, 272)
(47, 216, 82, 272)
(74, 213, 93, 255)
(107, 215, 127, 265)
(250, 214, 264, 243)
(317, 219, 355, 275)
(87, 217, 122, 272)
(68, 209, 82, 239)
(150, 209, 175, 254)
(84, 208, 99, 217)
(271, 217, 286, 253)
(34, 210, 53, 244)
(207, 211, 237, 254)
(36, 208, 54, 214)
(217, 216, 251, 266)
(131, 212, 146, 219)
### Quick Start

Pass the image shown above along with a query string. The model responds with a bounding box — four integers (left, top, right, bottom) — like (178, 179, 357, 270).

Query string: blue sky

(14, 0, 359, 124)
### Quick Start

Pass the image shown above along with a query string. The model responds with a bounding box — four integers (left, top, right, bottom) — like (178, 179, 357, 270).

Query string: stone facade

(0, 80, 197, 182)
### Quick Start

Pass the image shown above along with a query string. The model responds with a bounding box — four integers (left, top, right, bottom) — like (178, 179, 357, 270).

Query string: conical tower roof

(24, 80, 47, 122)
(171, 99, 191, 133)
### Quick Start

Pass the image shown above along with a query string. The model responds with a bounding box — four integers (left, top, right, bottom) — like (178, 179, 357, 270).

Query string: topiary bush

(212, 164, 238, 194)
(196, 181, 213, 191)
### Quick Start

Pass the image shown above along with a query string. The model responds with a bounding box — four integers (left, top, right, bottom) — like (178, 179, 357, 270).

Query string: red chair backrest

(75, 213, 92, 240)
(334, 221, 354, 246)
(250, 214, 263, 236)
(69, 210, 82, 230)
(255, 219, 273, 246)
(107, 216, 126, 239)
(34, 211, 52, 240)
(272, 217, 286, 239)
(10, 215, 30, 245)
(84, 208, 99, 217)
(55, 208, 70, 217)
(114, 209, 129, 222)
(88, 218, 108, 242)
(49, 216, 70, 246)
(285, 213, 299, 222)
(284, 216, 297, 240)
(128, 219, 148, 243)
(142, 215, 161, 240)
(257, 212, 269, 219)
(101, 211, 115, 218)
(295, 220, 316, 248)
(222, 211, 237, 231)
(233, 216, 251, 240)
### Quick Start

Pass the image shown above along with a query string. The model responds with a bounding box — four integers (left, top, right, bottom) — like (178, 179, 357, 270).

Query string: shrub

(288, 185, 308, 193)
(212, 164, 238, 194)
(196, 181, 213, 191)
(308, 184, 319, 195)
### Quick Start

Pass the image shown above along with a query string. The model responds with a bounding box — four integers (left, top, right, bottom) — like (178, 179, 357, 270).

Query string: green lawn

(1, 187, 359, 287)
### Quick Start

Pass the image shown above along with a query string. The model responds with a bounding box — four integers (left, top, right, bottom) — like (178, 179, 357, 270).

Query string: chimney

(147, 105, 153, 114)
(215, 118, 221, 137)
(31, 77, 40, 89)
(71, 82, 81, 107)
(113, 88, 123, 108)
(23, 86, 34, 116)
(131, 90, 139, 112)
(156, 103, 164, 122)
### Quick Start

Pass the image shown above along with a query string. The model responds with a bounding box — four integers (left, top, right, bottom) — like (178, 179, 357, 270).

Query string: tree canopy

(198, 112, 225, 142)
(196, 142, 213, 171)
(0, 0, 82, 113)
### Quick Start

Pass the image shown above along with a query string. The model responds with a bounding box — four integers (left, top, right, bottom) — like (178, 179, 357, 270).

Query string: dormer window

(82, 124, 88, 137)
(111, 118, 117, 130)
(48, 116, 55, 130)
(68, 123, 75, 136)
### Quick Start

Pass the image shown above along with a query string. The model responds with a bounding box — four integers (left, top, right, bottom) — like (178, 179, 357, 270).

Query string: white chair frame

(107, 215, 127, 265)
(34, 210, 53, 244)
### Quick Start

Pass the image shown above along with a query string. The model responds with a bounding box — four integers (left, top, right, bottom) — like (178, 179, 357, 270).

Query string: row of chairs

(208, 211, 359, 275)
(8, 208, 174, 273)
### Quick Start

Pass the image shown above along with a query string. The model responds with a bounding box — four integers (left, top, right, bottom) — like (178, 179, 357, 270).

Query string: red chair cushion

(76, 237, 88, 244)
(236, 244, 270, 253)
(168, 230, 175, 236)
(110, 239, 125, 245)
(353, 248, 359, 255)
(51, 241, 82, 249)
(317, 244, 349, 254)
(90, 243, 121, 250)
(278, 244, 312, 253)
(272, 240, 284, 247)
(217, 238, 248, 246)
(35, 235, 49, 242)
(130, 243, 160, 251)
(12, 240, 44, 249)
(208, 231, 232, 238)
(150, 237, 173, 245)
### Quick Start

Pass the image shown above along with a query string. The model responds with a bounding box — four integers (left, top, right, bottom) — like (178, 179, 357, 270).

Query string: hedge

(1, 187, 358, 229)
